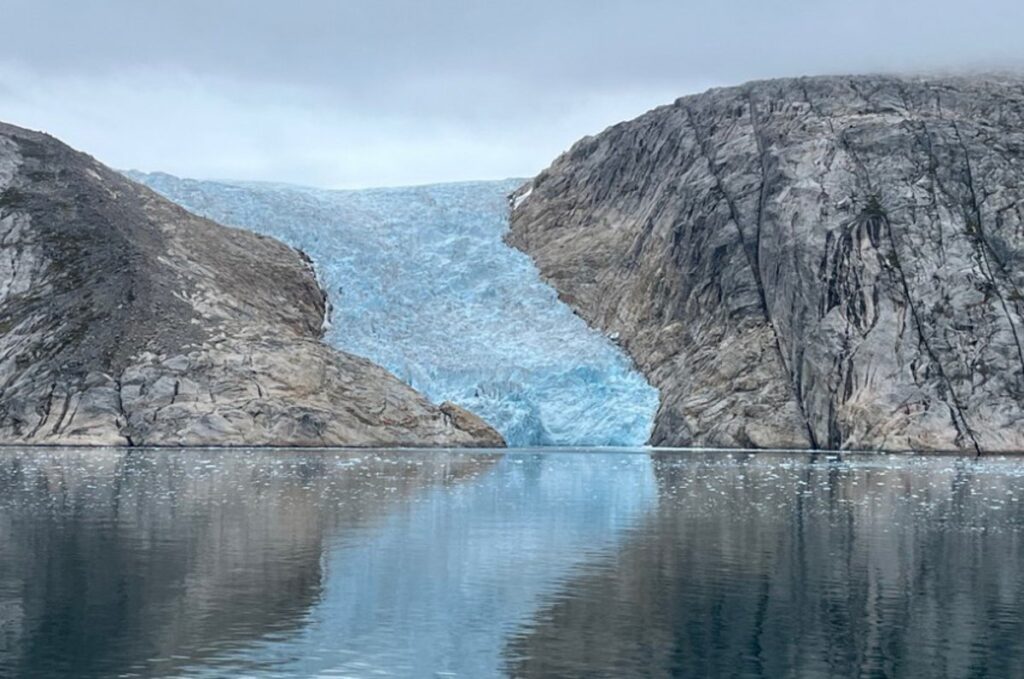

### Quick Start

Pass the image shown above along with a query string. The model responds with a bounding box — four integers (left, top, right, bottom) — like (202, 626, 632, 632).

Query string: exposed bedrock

(508, 75, 1024, 452)
(0, 121, 503, 447)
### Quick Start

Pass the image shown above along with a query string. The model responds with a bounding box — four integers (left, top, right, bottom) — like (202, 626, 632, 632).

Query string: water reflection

(0, 448, 500, 677)
(209, 452, 655, 677)
(0, 449, 1022, 678)
(507, 452, 1024, 678)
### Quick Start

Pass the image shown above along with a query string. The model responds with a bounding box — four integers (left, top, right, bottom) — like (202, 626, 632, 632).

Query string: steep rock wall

(509, 75, 1024, 452)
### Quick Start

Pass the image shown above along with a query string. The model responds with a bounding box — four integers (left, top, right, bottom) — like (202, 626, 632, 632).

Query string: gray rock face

(0, 122, 503, 447)
(508, 75, 1024, 452)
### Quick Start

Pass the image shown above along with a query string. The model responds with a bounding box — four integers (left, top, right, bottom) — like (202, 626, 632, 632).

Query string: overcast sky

(1, 0, 1022, 188)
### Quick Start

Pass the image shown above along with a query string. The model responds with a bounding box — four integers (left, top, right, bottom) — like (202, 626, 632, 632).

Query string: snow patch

(512, 185, 533, 210)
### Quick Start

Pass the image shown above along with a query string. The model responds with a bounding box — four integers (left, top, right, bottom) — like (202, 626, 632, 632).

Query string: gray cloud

(1, 0, 1022, 187)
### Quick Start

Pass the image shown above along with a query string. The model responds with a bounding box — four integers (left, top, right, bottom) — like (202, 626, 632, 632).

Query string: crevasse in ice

(130, 173, 659, 446)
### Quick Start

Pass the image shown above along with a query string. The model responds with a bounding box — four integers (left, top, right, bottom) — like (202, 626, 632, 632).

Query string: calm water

(1, 449, 1023, 678)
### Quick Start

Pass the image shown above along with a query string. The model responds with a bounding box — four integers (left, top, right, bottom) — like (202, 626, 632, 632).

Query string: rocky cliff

(508, 75, 1024, 452)
(0, 121, 503, 447)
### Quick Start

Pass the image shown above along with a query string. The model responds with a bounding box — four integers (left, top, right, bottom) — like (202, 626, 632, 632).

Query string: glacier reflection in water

(128, 173, 659, 446)
(207, 451, 657, 677)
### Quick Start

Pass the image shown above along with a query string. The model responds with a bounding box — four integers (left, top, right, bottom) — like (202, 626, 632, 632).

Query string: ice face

(130, 173, 659, 446)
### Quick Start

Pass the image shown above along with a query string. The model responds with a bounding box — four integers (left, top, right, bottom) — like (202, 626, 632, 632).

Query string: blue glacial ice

(129, 173, 659, 446)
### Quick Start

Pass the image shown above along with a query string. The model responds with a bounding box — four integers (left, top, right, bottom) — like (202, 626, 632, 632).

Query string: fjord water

(2, 449, 1023, 678)
(128, 173, 658, 447)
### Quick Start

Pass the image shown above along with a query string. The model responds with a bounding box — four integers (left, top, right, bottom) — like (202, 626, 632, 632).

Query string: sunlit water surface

(1, 449, 1023, 678)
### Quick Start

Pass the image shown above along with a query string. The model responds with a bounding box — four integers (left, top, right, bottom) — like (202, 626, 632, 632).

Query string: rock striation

(509, 75, 1024, 452)
(0, 121, 503, 447)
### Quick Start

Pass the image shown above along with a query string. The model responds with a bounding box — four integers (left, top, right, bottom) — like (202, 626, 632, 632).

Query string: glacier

(129, 173, 659, 446)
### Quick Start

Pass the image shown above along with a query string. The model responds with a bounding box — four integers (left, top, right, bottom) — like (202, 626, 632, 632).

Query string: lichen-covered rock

(0, 121, 503, 447)
(509, 75, 1024, 453)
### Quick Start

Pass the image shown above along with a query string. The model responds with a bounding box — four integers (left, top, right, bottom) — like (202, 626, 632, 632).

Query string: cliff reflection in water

(0, 448, 500, 677)
(1, 450, 1023, 678)
(508, 453, 1024, 678)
